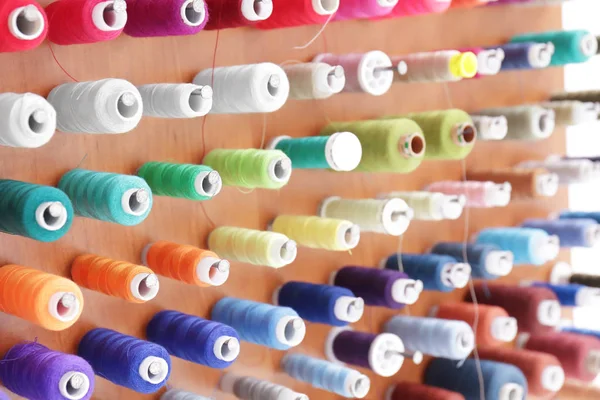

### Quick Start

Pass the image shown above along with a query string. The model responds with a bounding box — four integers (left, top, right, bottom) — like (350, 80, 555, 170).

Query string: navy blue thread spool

(77, 328, 171, 394)
(146, 310, 240, 369)
(492, 42, 555, 70)
(430, 242, 513, 280)
(530, 282, 600, 307)
(522, 218, 600, 248)
(475, 227, 560, 266)
(560, 210, 600, 224)
(273, 281, 364, 326)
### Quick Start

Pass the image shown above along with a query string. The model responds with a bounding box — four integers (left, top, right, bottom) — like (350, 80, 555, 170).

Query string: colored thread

(162, 389, 211, 400)
(220, 373, 308, 400)
(386, 0, 451, 17)
(271, 215, 360, 251)
(282, 354, 370, 399)
(378, 191, 465, 221)
(0, 0, 47, 52)
(58, 169, 153, 226)
(459, 47, 504, 76)
(320, 119, 425, 173)
(522, 218, 600, 248)
(492, 42, 555, 70)
(541, 101, 599, 125)
(431, 242, 514, 280)
(78, 328, 171, 394)
(0, 92, 56, 148)
(211, 297, 306, 350)
(137, 162, 222, 201)
(208, 226, 297, 268)
(255, 0, 339, 29)
(552, 89, 600, 103)
(284, 63, 346, 100)
(334, 0, 397, 20)
(203, 149, 292, 189)
(71, 254, 159, 303)
(0, 179, 73, 242)
(48, 79, 143, 134)
(0, 342, 94, 400)
(0, 391, 6, 400)
(473, 105, 555, 140)
(451, 0, 492, 7)
(466, 168, 559, 199)
(558, 384, 600, 400)
(517, 158, 596, 184)
(392, 51, 478, 83)
(319, 197, 413, 236)
(386, 382, 465, 400)
(425, 180, 512, 208)
(569, 272, 600, 288)
(193, 63, 289, 113)
(332, 266, 424, 309)
(530, 282, 600, 307)
(470, 115, 508, 141)
(138, 84, 213, 118)
(124, 0, 208, 37)
(511, 29, 597, 66)
(275, 281, 364, 326)
(561, 210, 600, 224)
(475, 227, 559, 266)
(0, 264, 83, 331)
(204, 0, 273, 30)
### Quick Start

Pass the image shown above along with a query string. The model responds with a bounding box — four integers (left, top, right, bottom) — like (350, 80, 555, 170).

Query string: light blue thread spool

(475, 227, 559, 266)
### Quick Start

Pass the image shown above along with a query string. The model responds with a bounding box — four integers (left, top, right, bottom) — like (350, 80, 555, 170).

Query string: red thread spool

(45, 0, 127, 45)
(255, 0, 339, 29)
(386, 382, 465, 400)
(205, 0, 273, 30)
(386, 0, 451, 18)
(0, 0, 47, 52)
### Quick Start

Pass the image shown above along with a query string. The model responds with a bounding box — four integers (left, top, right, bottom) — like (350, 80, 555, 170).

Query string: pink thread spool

(334, 0, 398, 21)
(387, 0, 451, 18)
(425, 181, 512, 208)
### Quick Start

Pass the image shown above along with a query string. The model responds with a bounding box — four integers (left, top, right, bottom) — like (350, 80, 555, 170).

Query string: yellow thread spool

(449, 52, 478, 79)
(378, 191, 465, 221)
(271, 215, 360, 251)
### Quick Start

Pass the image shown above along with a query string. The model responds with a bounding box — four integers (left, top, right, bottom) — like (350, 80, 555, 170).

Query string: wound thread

(511, 29, 597, 66)
(475, 227, 559, 266)
(472, 105, 555, 140)
(138, 84, 213, 118)
(0, 0, 48, 52)
(466, 168, 559, 199)
(283, 63, 346, 100)
(124, 0, 208, 37)
(431, 242, 514, 280)
(425, 180, 513, 208)
(378, 191, 465, 221)
(137, 162, 222, 201)
(271, 215, 360, 251)
(0, 92, 57, 148)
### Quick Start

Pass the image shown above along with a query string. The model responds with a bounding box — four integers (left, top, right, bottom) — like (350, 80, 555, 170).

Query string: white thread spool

(470, 115, 508, 141)
(549, 261, 572, 285)
(161, 389, 212, 400)
(475, 48, 505, 75)
(138, 356, 169, 385)
(392, 50, 470, 83)
(193, 170, 222, 199)
(474, 105, 555, 140)
(137, 84, 213, 118)
(91, 0, 128, 32)
(8, 4, 46, 41)
(48, 292, 81, 323)
(193, 63, 290, 113)
(58, 371, 92, 400)
(378, 191, 465, 221)
(48, 79, 143, 134)
(518, 159, 596, 184)
(220, 373, 309, 400)
(284, 63, 346, 100)
(541, 101, 600, 126)
(0, 93, 56, 148)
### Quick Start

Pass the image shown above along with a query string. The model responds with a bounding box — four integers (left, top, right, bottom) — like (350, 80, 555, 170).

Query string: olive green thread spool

(269, 215, 360, 251)
(137, 162, 222, 201)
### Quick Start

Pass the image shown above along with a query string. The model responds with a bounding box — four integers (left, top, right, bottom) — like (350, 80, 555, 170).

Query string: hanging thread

(0, 92, 56, 148)
(517, 158, 596, 184)
(283, 63, 346, 100)
(162, 389, 211, 400)
(378, 191, 465, 221)
(255, 0, 339, 29)
(465, 168, 559, 199)
(138, 84, 213, 118)
(334, 0, 397, 20)
(474, 227, 559, 266)
(425, 180, 512, 208)
(431, 242, 514, 280)
(124, 0, 208, 37)
(510, 29, 597, 66)
(0, 0, 48, 52)
(521, 218, 600, 248)
(204, 0, 273, 30)
(459, 47, 504, 76)
(530, 282, 600, 307)
(220, 373, 308, 400)
(386, 382, 466, 400)
(270, 215, 360, 251)
(137, 162, 222, 201)
(541, 101, 600, 125)
(492, 42, 555, 70)
(385, 0, 451, 17)
(392, 51, 478, 83)
(472, 105, 555, 140)
(470, 115, 508, 141)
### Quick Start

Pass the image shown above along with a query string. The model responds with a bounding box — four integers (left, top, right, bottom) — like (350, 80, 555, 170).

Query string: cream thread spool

(470, 115, 508, 141)
(92, 0, 128, 32)
(517, 159, 596, 184)
(269, 215, 360, 251)
(392, 50, 478, 83)
(473, 105, 555, 140)
(137, 84, 213, 118)
(283, 63, 346, 100)
(8, 4, 46, 41)
(541, 101, 600, 126)
(0, 92, 56, 148)
(378, 191, 465, 221)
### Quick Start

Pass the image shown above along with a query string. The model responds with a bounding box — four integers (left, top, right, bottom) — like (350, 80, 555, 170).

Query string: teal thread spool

(511, 30, 597, 66)
(58, 169, 153, 226)
(0, 180, 73, 242)
(203, 149, 292, 190)
(137, 162, 222, 201)
(267, 132, 362, 172)
(320, 119, 425, 173)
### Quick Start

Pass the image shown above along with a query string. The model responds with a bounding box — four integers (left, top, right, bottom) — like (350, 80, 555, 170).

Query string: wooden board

(0, 3, 566, 399)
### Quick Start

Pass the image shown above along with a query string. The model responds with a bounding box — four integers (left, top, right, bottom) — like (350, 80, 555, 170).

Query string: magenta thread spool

(334, 0, 398, 21)
(387, 0, 451, 18)
(124, 0, 208, 37)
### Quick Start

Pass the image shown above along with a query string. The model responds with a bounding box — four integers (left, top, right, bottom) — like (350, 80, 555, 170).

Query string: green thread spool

(137, 162, 222, 201)
(320, 119, 425, 173)
(203, 149, 292, 190)
(0, 180, 73, 242)
(267, 132, 362, 172)
(58, 169, 153, 226)
(383, 109, 475, 160)
(511, 30, 597, 66)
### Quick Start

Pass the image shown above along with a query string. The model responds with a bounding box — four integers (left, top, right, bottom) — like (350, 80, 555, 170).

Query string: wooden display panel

(0, 3, 565, 399)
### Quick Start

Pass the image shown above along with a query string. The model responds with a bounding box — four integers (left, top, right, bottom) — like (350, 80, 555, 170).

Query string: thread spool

(473, 105, 555, 140)
(384, 316, 475, 360)
(517, 159, 596, 184)
(0, 92, 56, 148)
(78, 328, 171, 394)
(124, 0, 208, 37)
(569, 273, 600, 288)
(0, 342, 94, 400)
(510, 29, 597, 66)
(274, 281, 364, 326)
(58, 169, 153, 226)
(137, 162, 222, 201)
(392, 51, 478, 83)
(162, 389, 211, 400)
(561, 210, 600, 224)
(0, 180, 73, 242)
(268, 132, 362, 172)
(220, 373, 308, 400)
(283, 63, 346, 100)
(522, 218, 600, 248)
(320, 119, 425, 173)
(541, 101, 600, 125)
(425, 180, 512, 208)
(552, 89, 600, 103)
(386, 0, 451, 17)
(335, 0, 397, 20)
(430, 242, 514, 280)
(493, 42, 555, 70)
(378, 191, 465, 221)
(0, 390, 7, 400)
(0, 0, 48, 52)
(203, 149, 292, 189)
(386, 382, 465, 400)
(0, 265, 83, 331)
(255, 0, 339, 29)
(270, 215, 360, 251)
(451, 0, 493, 8)
(332, 266, 424, 309)
(530, 282, 600, 307)
(470, 115, 508, 141)
(211, 297, 306, 350)
(193, 63, 289, 113)
(319, 197, 413, 236)
(465, 169, 559, 199)
(142, 241, 230, 287)
(459, 47, 505, 76)
(138, 84, 212, 118)
(204, 0, 273, 30)
(475, 227, 559, 266)
(71, 254, 160, 303)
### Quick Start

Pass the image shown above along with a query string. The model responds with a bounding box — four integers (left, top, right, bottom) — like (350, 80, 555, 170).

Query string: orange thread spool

(0, 265, 83, 331)
(72, 254, 159, 303)
(142, 241, 230, 287)
(467, 168, 558, 199)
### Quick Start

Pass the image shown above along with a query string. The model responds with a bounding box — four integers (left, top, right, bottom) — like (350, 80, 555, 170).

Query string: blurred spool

(0, 0, 48, 52)
(386, 0, 451, 17)
(522, 218, 600, 248)
(386, 382, 465, 400)
(137, 84, 212, 118)
(517, 159, 596, 184)
(378, 191, 465, 221)
(493, 42, 555, 70)
(474, 227, 560, 265)
(270, 215, 360, 251)
(562, 327, 600, 340)
(124, 0, 208, 37)
(459, 47, 504, 76)
(541, 101, 600, 125)
(391, 51, 478, 83)
(530, 282, 600, 307)
(560, 210, 600, 224)
(558, 384, 600, 400)
(220, 373, 308, 400)
(511, 29, 597, 65)
(334, 0, 397, 20)
(204, 0, 273, 30)
(425, 180, 513, 208)
(283, 63, 346, 100)
(162, 389, 212, 400)
(0, 92, 56, 148)
(472, 105, 555, 140)
(430, 242, 514, 280)
(137, 162, 222, 201)
(451, 0, 493, 7)
(552, 89, 600, 103)
(470, 115, 508, 141)
(569, 273, 600, 288)
(255, 0, 339, 29)
(466, 168, 559, 199)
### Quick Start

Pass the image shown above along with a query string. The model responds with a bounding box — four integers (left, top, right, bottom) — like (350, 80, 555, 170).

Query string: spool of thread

(430, 242, 514, 280)
(517, 159, 596, 184)
(384, 316, 475, 360)
(58, 169, 153, 226)
(211, 297, 306, 350)
(142, 241, 229, 287)
(270, 215, 360, 251)
(383, 253, 472, 292)
(473, 105, 555, 140)
(425, 180, 512, 208)
(0, 92, 56, 148)
(0, 342, 94, 400)
(72, 254, 160, 303)
(137, 162, 222, 201)
(208, 226, 297, 268)
(392, 51, 478, 83)
(510, 30, 597, 66)
(530, 282, 600, 307)
(282, 354, 370, 398)
(274, 281, 364, 326)
(466, 169, 559, 199)
(146, 310, 240, 368)
(459, 47, 505, 76)
(255, 0, 339, 29)
(541, 101, 600, 126)
(0, 390, 7, 400)
(283, 63, 346, 100)
(522, 218, 600, 248)
(0, 264, 83, 331)
(386, 0, 451, 17)
(313, 52, 395, 96)
(0, 179, 73, 242)
(124, 0, 207, 37)
(378, 191, 465, 221)
(451, 0, 492, 7)
(474, 227, 559, 266)
(332, 266, 424, 309)
(138, 84, 212, 118)
(193, 63, 289, 113)
(560, 210, 600, 224)
(204, 0, 273, 30)
(325, 328, 407, 377)
(162, 389, 211, 400)
(0, 0, 48, 52)
(569, 273, 600, 288)
(268, 132, 362, 172)
(203, 149, 292, 189)
(492, 42, 555, 70)
(386, 382, 465, 400)
(320, 119, 425, 173)
(432, 303, 518, 347)
(562, 327, 600, 340)
(425, 358, 528, 400)
(220, 373, 308, 400)
(470, 115, 508, 141)
(467, 283, 561, 334)
(319, 197, 413, 236)
(335, 0, 397, 20)
(552, 89, 600, 103)
(78, 328, 171, 394)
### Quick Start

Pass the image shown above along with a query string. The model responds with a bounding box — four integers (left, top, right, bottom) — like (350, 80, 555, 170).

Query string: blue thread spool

(383, 253, 471, 292)
(211, 297, 306, 350)
(522, 218, 600, 248)
(430, 242, 514, 280)
(78, 328, 171, 394)
(562, 327, 600, 340)
(475, 227, 559, 266)
(530, 282, 600, 307)
(492, 42, 555, 70)
(274, 281, 364, 326)
(560, 210, 600, 224)
(511, 30, 597, 66)
(146, 310, 240, 368)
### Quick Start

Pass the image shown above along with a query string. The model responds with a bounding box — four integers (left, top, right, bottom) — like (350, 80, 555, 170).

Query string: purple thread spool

(334, 0, 398, 21)
(0, 390, 8, 400)
(0, 342, 94, 400)
(124, 0, 209, 37)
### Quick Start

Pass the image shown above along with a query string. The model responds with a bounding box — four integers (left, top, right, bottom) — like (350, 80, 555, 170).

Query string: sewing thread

(378, 191, 465, 221)
(475, 227, 559, 266)
(492, 42, 555, 70)
(473, 105, 555, 140)
(220, 373, 308, 400)
(425, 180, 512, 208)
(270, 215, 360, 251)
(0, 0, 48, 52)
(511, 29, 597, 65)
(204, 0, 273, 30)
(465, 168, 559, 199)
(137, 162, 222, 201)
(284, 63, 346, 100)
(138, 84, 213, 118)
(0, 92, 56, 148)
(392, 51, 478, 83)
(255, 0, 339, 29)
(522, 218, 600, 248)
(124, 0, 208, 37)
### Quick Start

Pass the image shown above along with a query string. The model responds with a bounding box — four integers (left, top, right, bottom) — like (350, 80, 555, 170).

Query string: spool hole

(460, 124, 476, 143)
(14, 6, 44, 39)
(202, 174, 217, 195)
(184, 0, 205, 26)
(284, 319, 302, 343)
(137, 276, 154, 298)
(273, 159, 289, 180)
(344, 227, 354, 244)
(267, 75, 280, 97)
(507, 388, 520, 400)
(66, 375, 86, 399)
(188, 89, 205, 112)
(103, 4, 118, 28)
(28, 110, 47, 134)
(43, 204, 62, 228)
(127, 189, 149, 215)
(319, 0, 338, 12)
(539, 113, 550, 133)
(390, 211, 404, 223)
(254, 0, 268, 16)
(117, 93, 140, 119)
(409, 135, 424, 155)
